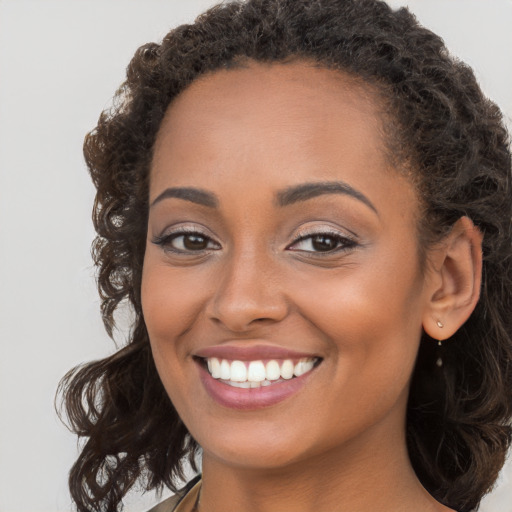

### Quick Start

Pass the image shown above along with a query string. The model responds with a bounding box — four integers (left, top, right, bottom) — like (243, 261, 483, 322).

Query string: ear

(422, 216, 483, 340)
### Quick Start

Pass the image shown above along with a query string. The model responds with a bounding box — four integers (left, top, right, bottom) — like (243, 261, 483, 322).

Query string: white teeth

(247, 360, 266, 382)
(226, 379, 275, 389)
(230, 360, 247, 382)
(205, 356, 318, 385)
(220, 359, 231, 380)
(209, 358, 221, 378)
(265, 360, 281, 381)
(294, 359, 315, 377)
(227, 381, 251, 388)
(281, 359, 294, 379)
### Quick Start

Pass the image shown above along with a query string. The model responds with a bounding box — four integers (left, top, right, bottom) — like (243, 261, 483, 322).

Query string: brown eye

(311, 235, 339, 252)
(287, 230, 357, 254)
(153, 230, 221, 253)
(182, 234, 209, 250)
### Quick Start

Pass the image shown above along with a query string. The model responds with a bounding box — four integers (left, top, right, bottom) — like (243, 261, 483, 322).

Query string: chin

(193, 417, 315, 470)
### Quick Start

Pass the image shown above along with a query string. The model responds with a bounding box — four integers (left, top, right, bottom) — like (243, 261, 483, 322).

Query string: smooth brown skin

(142, 61, 482, 512)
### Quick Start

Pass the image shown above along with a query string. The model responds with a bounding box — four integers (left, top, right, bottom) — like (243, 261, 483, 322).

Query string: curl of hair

(58, 1, 512, 511)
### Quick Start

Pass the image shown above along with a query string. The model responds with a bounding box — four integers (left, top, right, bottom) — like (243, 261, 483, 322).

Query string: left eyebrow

(276, 181, 378, 216)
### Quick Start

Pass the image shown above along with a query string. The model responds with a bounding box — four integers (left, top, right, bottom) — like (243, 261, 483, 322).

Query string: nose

(206, 248, 289, 333)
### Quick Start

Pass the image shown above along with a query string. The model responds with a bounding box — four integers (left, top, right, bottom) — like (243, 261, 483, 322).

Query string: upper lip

(194, 344, 319, 361)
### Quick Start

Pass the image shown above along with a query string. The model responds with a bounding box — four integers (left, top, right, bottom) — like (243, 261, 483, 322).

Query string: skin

(142, 61, 481, 512)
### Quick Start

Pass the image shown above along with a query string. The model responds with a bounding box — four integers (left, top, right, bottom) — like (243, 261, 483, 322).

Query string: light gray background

(0, 1, 511, 511)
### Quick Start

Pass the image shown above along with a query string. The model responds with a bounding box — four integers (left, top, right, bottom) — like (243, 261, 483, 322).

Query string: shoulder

(145, 476, 202, 512)
(145, 493, 183, 512)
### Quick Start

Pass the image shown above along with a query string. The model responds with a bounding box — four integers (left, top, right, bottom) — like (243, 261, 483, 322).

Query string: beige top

(147, 480, 201, 512)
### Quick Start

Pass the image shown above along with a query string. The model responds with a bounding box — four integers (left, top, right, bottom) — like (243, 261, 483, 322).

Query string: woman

(58, 0, 512, 511)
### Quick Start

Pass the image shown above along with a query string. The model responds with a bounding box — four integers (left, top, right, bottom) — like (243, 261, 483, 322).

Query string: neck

(197, 418, 453, 512)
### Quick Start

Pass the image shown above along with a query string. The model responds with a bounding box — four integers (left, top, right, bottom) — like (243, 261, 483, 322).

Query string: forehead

(165, 60, 379, 118)
(150, 60, 413, 218)
(152, 61, 385, 172)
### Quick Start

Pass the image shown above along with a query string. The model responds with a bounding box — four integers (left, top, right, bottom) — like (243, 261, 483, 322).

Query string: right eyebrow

(150, 187, 219, 209)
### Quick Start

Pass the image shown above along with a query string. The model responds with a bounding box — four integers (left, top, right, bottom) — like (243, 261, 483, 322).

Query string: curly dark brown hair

(57, 1, 512, 511)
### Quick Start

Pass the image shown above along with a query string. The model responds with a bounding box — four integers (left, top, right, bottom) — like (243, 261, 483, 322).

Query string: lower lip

(197, 362, 316, 410)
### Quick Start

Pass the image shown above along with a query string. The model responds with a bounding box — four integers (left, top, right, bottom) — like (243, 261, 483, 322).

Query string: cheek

(294, 257, 422, 332)
(287, 251, 425, 380)
(141, 256, 208, 344)
(141, 256, 202, 409)
(297, 278, 423, 439)
(141, 259, 199, 399)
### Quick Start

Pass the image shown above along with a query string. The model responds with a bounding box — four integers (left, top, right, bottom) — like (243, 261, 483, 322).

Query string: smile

(195, 347, 322, 409)
(205, 357, 319, 388)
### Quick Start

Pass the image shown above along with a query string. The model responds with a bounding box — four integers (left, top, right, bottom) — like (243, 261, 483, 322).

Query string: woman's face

(142, 61, 434, 470)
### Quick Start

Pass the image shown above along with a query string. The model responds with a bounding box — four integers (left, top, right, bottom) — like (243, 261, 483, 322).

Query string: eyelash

(287, 229, 358, 255)
(152, 228, 358, 255)
(152, 228, 220, 254)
